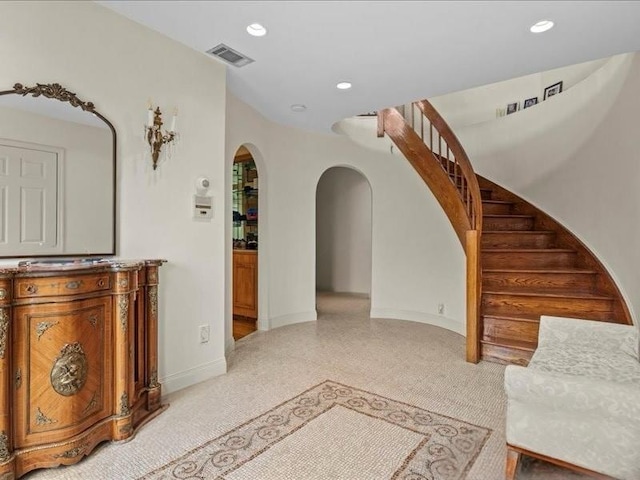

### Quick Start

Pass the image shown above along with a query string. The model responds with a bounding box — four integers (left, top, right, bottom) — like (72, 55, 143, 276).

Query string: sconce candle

(144, 104, 178, 170)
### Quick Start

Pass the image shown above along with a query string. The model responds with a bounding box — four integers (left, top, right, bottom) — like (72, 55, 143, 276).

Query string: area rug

(140, 380, 491, 480)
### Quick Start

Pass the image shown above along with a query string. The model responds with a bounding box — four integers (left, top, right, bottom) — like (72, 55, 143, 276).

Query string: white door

(0, 143, 58, 254)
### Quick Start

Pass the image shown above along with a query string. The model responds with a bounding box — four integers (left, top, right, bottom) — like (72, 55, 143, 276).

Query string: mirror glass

(0, 83, 115, 257)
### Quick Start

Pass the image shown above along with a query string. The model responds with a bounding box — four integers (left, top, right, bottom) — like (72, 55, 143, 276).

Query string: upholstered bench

(504, 315, 640, 480)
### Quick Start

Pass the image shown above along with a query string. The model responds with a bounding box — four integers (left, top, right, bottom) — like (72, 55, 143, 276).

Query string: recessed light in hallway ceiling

(246, 23, 267, 37)
(336, 82, 352, 90)
(530, 20, 554, 33)
(291, 104, 307, 112)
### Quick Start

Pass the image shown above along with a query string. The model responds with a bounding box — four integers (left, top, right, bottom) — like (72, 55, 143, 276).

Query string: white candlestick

(147, 108, 154, 128)
(170, 114, 177, 132)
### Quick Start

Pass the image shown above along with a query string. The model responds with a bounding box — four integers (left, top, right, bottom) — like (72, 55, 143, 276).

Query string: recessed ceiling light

(530, 20, 554, 33)
(247, 23, 267, 37)
(290, 104, 307, 112)
(336, 82, 352, 90)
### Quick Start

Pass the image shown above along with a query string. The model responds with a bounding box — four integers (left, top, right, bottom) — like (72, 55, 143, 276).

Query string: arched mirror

(0, 83, 115, 257)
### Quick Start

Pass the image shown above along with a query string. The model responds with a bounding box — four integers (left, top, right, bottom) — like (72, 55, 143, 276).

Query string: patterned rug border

(140, 380, 492, 480)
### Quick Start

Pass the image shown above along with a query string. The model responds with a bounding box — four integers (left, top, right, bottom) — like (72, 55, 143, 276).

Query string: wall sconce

(145, 101, 178, 170)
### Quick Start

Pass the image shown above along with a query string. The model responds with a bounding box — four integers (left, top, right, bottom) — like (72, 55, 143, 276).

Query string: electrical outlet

(199, 325, 210, 343)
(437, 303, 445, 315)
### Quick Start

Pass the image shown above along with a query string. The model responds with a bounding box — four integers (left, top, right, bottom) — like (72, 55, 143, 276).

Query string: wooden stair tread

(480, 337, 536, 352)
(483, 268, 596, 274)
(482, 313, 541, 323)
(482, 230, 554, 234)
(482, 248, 575, 253)
(482, 200, 512, 205)
(483, 214, 534, 218)
(483, 289, 614, 300)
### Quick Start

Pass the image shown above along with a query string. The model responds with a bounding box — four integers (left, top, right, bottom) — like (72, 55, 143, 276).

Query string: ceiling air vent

(206, 44, 254, 68)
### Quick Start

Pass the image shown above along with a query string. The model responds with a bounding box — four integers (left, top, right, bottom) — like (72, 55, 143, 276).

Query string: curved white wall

(226, 93, 466, 342)
(316, 167, 372, 295)
(430, 57, 608, 129)
(456, 52, 639, 323)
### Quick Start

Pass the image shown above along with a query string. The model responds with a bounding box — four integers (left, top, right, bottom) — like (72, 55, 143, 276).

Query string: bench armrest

(538, 315, 633, 352)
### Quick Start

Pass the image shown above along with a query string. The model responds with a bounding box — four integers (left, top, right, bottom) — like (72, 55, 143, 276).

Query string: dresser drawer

(15, 273, 111, 298)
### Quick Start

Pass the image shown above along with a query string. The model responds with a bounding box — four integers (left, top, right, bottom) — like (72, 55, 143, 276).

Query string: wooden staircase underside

(476, 175, 631, 365)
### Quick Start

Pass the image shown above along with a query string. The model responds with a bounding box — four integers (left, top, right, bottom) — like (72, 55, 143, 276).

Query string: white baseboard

(269, 310, 318, 329)
(370, 308, 465, 336)
(257, 316, 269, 331)
(160, 357, 227, 396)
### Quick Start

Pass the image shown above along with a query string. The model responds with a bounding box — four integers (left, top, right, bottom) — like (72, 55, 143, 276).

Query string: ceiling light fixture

(247, 23, 267, 37)
(530, 20, 554, 33)
(336, 82, 352, 90)
(290, 104, 307, 112)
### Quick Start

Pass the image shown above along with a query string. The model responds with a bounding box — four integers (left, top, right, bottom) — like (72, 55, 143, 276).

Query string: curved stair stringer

(477, 174, 632, 365)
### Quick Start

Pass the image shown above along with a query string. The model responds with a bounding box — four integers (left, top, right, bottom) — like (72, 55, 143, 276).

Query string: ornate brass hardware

(148, 286, 158, 316)
(24, 284, 38, 295)
(96, 278, 106, 288)
(15, 368, 21, 390)
(35, 407, 57, 426)
(0, 309, 7, 359)
(87, 313, 98, 328)
(118, 277, 128, 288)
(0, 288, 6, 300)
(36, 321, 58, 340)
(65, 280, 82, 290)
(52, 443, 89, 459)
(14, 83, 95, 113)
(119, 392, 130, 416)
(119, 295, 129, 332)
(50, 343, 88, 396)
(0, 431, 9, 463)
(149, 367, 159, 388)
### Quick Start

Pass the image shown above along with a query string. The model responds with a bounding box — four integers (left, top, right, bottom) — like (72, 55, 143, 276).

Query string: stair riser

(482, 294, 614, 320)
(482, 203, 512, 215)
(480, 189, 492, 201)
(482, 272, 597, 292)
(482, 316, 538, 345)
(483, 217, 534, 231)
(481, 233, 554, 249)
(483, 252, 577, 269)
(481, 344, 532, 366)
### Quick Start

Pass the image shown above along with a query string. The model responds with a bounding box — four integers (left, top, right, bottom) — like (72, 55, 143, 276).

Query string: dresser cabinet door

(13, 297, 113, 448)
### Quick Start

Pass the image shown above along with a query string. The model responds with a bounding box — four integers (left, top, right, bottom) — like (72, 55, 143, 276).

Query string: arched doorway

(232, 146, 259, 339)
(316, 166, 372, 297)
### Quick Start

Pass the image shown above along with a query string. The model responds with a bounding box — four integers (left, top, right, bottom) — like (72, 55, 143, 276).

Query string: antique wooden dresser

(0, 259, 166, 479)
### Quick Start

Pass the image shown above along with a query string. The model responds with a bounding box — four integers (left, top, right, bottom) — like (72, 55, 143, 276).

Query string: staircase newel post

(466, 229, 481, 363)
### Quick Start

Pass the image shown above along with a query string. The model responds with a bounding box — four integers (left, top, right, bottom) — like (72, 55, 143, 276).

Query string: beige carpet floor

(25, 293, 587, 480)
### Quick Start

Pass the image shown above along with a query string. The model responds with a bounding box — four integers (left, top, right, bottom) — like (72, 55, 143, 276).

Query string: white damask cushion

(620, 330, 639, 361)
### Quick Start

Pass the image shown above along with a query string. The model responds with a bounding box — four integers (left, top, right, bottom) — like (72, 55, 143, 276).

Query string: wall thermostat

(193, 194, 213, 220)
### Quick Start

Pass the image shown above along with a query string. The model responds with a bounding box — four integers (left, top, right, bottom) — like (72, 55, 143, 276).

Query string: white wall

(316, 167, 372, 295)
(455, 52, 639, 323)
(0, 1, 228, 393)
(430, 57, 608, 129)
(226, 93, 466, 347)
(0, 105, 113, 254)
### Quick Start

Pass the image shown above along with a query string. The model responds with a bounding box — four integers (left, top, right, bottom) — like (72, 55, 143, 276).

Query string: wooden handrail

(415, 100, 483, 233)
(377, 100, 483, 363)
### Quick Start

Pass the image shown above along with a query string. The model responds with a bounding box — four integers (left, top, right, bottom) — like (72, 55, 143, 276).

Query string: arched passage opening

(232, 145, 260, 339)
(316, 166, 372, 299)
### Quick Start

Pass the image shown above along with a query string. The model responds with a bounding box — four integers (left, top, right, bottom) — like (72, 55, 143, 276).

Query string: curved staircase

(377, 102, 632, 366)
